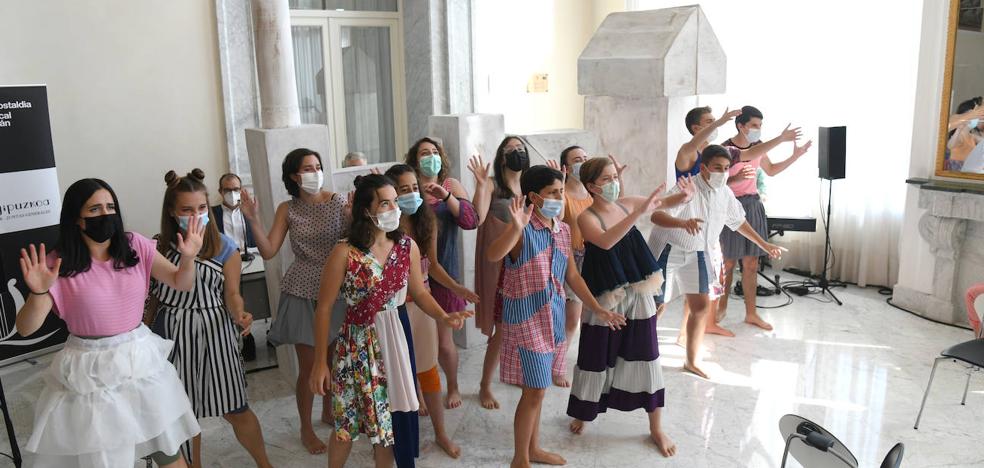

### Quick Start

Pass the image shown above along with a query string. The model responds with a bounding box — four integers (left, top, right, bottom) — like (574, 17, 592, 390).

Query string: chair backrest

(975, 295, 984, 337)
(879, 442, 904, 468)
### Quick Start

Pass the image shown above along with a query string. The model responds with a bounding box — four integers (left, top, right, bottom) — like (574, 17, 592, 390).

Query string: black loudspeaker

(819, 126, 846, 180)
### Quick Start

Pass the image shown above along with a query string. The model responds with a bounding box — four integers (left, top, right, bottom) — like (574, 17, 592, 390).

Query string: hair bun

(189, 168, 205, 181)
(164, 170, 179, 188)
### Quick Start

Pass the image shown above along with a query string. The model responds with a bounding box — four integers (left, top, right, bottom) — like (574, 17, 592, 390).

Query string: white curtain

(341, 27, 396, 164)
(291, 25, 327, 125)
(632, 0, 922, 287)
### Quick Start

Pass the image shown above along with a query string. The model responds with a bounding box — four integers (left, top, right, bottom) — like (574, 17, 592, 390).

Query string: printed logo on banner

(0, 168, 61, 234)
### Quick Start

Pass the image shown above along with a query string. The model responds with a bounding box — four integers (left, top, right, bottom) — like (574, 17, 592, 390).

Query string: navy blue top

(582, 226, 661, 297)
(676, 152, 701, 179)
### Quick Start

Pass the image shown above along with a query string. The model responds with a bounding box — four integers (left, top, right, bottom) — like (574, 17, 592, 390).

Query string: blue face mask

(397, 192, 423, 215)
(570, 162, 583, 180)
(419, 154, 442, 177)
(176, 211, 209, 231)
(970, 119, 980, 130)
(538, 197, 564, 219)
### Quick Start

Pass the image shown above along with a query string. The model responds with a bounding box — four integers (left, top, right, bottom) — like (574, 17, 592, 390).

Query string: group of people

(16, 104, 808, 467)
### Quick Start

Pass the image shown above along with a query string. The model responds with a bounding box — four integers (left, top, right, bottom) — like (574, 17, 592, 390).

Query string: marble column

(578, 6, 725, 195)
(428, 113, 505, 348)
(403, 0, 474, 142)
(252, 0, 301, 129)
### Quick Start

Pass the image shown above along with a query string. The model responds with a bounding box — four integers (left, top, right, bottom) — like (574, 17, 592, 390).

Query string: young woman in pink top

(16, 178, 203, 468)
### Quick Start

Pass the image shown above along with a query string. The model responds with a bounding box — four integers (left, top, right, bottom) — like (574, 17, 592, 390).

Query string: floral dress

(331, 236, 418, 446)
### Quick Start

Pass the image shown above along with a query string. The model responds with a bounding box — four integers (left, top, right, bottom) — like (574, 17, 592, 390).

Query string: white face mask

(223, 191, 241, 207)
(372, 207, 402, 232)
(746, 128, 762, 143)
(300, 171, 324, 194)
(708, 171, 728, 189)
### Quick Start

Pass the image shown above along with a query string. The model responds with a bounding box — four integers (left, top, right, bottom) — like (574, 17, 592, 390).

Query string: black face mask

(505, 149, 529, 172)
(81, 214, 119, 243)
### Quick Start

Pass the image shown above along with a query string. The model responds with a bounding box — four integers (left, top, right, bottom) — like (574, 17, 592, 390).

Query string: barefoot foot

(651, 430, 677, 457)
(744, 314, 774, 331)
(705, 322, 735, 337)
(682, 361, 708, 379)
(479, 386, 500, 410)
(552, 374, 570, 388)
(301, 429, 327, 454)
(569, 419, 586, 435)
(436, 434, 461, 458)
(530, 448, 567, 465)
(444, 389, 462, 410)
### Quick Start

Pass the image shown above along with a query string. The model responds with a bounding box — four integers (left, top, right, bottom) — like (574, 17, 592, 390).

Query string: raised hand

(443, 310, 475, 330)
(738, 164, 756, 180)
(369, 167, 382, 175)
(453, 285, 481, 304)
(240, 190, 259, 221)
(681, 218, 704, 235)
(509, 196, 533, 230)
(235, 311, 254, 336)
(677, 175, 696, 200)
(593, 308, 627, 330)
(609, 154, 628, 180)
(19, 243, 60, 294)
(635, 183, 666, 214)
(545, 159, 568, 183)
(792, 140, 813, 159)
(176, 214, 204, 258)
(716, 107, 743, 124)
(467, 154, 491, 188)
(779, 124, 803, 143)
(424, 182, 450, 201)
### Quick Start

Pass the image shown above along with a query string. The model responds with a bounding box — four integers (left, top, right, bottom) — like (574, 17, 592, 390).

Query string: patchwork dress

(567, 205, 666, 421)
(499, 215, 571, 388)
(331, 236, 419, 449)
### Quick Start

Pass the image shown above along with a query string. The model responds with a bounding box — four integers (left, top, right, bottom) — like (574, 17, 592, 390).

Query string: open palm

(509, 196, 533, 230)
(19, 243, 59, 294)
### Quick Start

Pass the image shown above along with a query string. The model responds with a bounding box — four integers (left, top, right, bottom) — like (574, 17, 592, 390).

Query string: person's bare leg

(161, 456, 189, 468)
(294, 344, 327, 454)
(683, 294, 710, 379)
(676, 301, 690, 348)
(554, 300, 582, 387)
(415, 380, 429, 417)
(328, 437, 353, 468)
(511, 387, 546, 468)
(718, 259, 736, 317)
(372, 444, 395, 468)
(191, 434, 202, 468)
(705, 287, 734, 338)
(479, 326, 503, 409)
(422, 390, 461, 458)
(320, 343, 335, 423)
(741, 256, 773, 330)
(437, 323, 462, 409)
(224, 409, 274, 468)
(648, 409, 677, 457)
(528, 395, 565, 465)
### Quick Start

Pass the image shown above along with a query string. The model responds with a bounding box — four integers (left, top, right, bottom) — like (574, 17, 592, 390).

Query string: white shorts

(652, 243, 715, 303)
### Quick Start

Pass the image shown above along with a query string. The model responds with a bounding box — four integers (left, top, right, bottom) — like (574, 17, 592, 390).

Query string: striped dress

(500, 214, 570, 389)
(568, 206, 666, 421)
(151, 234, 248, 419)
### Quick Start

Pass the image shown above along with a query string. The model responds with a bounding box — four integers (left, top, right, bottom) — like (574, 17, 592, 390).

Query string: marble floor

(1, 282, 983, 467)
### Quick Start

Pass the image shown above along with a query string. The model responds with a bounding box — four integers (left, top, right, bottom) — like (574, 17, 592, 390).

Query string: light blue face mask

(176, 211, 210, 231)
(970, 118, 980, 130)
(419, 154, 442, 177)
(599, 180, 620, 202)
(570, 162, 583, 180)
(538, 197, 564, 219)
(397, 191, 424, 215)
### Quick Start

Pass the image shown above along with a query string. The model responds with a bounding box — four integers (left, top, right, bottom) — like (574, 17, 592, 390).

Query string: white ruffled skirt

(26, 324, 201, 468)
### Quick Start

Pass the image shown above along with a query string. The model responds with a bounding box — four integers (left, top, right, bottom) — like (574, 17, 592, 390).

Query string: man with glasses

(213, 173, 255, 251)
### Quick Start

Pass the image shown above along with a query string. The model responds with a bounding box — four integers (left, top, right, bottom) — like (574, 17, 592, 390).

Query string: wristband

(443, 192, 452, 202)
(30, 289, 49, 296)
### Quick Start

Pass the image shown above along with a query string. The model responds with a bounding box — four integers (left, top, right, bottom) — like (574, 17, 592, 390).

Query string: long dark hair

(56, 179, 139, 277)
(493, 136, 528, 199)
(384, 164, 435, 255)
(405, 137, 450, 182)
(281, 148, 322, 198)
(348, 174, 403, 252)
(160, 169, 223, 260)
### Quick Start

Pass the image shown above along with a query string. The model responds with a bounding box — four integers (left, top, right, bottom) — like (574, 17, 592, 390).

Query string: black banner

(0, 85, 67, 366)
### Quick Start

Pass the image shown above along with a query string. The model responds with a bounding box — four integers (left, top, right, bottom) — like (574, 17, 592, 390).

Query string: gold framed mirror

(937, 0, 984, 179)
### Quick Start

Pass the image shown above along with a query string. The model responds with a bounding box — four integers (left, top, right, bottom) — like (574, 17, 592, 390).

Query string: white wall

(0, 1, 228, 237)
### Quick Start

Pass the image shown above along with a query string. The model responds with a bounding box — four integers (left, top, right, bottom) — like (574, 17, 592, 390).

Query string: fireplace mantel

(894, 178, 984, 325)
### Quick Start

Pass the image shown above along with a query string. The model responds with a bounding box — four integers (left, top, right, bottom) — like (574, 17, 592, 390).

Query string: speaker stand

(808, 178, 842, 306)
